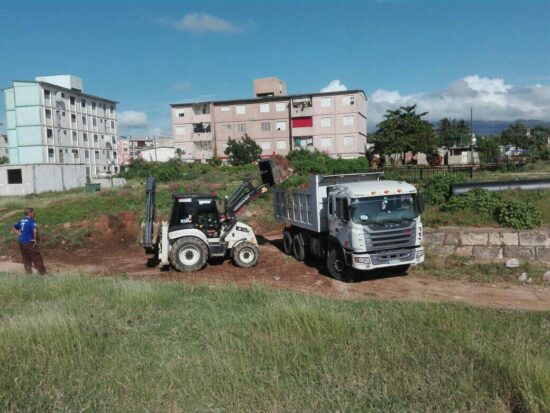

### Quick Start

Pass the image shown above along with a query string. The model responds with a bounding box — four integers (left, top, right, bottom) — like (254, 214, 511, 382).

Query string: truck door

(331, 197, 351, 248)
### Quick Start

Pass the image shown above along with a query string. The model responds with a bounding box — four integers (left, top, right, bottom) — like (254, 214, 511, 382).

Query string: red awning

(292, 117, 313, 128)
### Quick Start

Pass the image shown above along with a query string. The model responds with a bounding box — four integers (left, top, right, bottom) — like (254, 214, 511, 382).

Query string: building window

(343, 116, 355, 126)
(320, 97, 332, 108)
(7, 169, 23, 184)
(220, 106, 230, 112)
(71, 114, 76, 123)
(276, 140, 287, 150)
(47, 129, 53, 138)
(260, 141, 271, 150)
(237, 123, 246, 133)
(276, 121, 286, 131)
(82, 116, 87, 124)
(292, 117, 313, 128)
(48, 148, 54, 158)
(93, 118, 97, 126)
(343, 95, 355, 106)
(70, 96, 75, 105)
(320, 117, 332, 128)
(85, 150, 89, 159)
(83, 133, 88, 142)
(94, 135, 98, 143)
(110, 106, 114, 114)
(343, 135, 355, 146)
(45, 109, 51, 119)
(95, 150, 99, 160)
(73, 149, 79, 160)
(235, 105, 246, 115)
(177, 110, 185, 117)
(175, 126, 186, 135)
(261, 122, 271, 132)
(72, 132, 78, 145)
(44, 90, 50, 99)
(259, 103, 270, 113)
(275, 102, 286, 112)
(81, 99, 86, 108)
(194, 141, 212, 151)
(294, 136, 313, 147)
(321, 137, 333, 148)
(92, 102, 96, 110)
(224, 124, 232, 130)
(111, 121, 114, 129)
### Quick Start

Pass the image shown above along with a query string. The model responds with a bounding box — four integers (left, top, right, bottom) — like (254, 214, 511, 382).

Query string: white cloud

(172, 13, 243, 34)
(368, 75, 550, 127)
(118, 111, 148, 129)
(320, 79, 348, 93)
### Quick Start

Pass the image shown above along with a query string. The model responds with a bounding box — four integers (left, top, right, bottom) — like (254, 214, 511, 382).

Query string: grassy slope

(1, 273, 549, 412)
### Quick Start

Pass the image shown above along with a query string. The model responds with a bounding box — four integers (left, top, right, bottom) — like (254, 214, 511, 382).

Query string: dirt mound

(92, 211, 140, 246)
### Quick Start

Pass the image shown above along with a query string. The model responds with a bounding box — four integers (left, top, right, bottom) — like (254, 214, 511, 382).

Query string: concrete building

(0, 164, 86, 196)
(3, 75, 120, 176)
(140, 147, 176, 162)
(170, 78, 367, 162)
(118, 136, 174, 164)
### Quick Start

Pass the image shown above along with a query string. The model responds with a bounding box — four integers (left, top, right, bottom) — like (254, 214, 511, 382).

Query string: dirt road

(2, 234, 549, 311)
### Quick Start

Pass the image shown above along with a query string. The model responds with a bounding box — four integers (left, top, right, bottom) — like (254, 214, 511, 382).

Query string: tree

(374, 105, 438, 164)
(528, 126, 550, 161)
(436, 118, 470, 147)
(500, 122, 529, 148)
(476, 136, 501, 163)
(224, 134, 262, 166)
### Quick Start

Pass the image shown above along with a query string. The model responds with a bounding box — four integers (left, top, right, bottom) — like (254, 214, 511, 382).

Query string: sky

(1, 0, 549, 136)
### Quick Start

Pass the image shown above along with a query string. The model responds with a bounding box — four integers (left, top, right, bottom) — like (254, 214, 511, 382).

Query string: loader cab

(169, 194, 221, 238)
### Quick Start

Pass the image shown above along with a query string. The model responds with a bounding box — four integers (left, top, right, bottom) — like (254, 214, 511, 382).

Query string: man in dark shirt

(11, 208, 47, 275)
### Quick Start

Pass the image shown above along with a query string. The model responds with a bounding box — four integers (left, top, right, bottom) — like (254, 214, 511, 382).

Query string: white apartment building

(3, 75, 120, 176)
(170, 77, 368, 162)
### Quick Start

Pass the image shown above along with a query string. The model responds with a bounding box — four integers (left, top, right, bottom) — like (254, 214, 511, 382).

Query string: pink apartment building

(170, 78, 367, 162)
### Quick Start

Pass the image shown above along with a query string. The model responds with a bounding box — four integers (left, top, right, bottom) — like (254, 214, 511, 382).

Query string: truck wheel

(169, 237, 209, 272)
(232, 242, 260, 268)
(292, 234, 306, 261)
(282, 230, 293, 255)
(327, 248, 354, 282)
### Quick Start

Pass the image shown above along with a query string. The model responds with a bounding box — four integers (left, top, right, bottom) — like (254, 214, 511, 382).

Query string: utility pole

(470, 107, 474, 165)
(154, 135, 158, 162)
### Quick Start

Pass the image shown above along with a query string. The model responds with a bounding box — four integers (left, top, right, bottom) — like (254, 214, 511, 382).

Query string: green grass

(1, 273, 549, 412)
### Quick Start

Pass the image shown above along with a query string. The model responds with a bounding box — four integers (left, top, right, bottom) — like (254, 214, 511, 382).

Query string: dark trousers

(18, 242, 46, 275)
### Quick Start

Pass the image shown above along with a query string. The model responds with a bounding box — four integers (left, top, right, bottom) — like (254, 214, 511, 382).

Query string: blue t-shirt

(13, 217, 37, 243)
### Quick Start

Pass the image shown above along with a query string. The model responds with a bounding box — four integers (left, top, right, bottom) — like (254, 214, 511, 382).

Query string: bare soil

(2, 222, 549, 311)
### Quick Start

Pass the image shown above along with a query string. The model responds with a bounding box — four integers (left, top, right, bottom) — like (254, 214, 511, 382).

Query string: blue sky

(1, 0, 549, 135)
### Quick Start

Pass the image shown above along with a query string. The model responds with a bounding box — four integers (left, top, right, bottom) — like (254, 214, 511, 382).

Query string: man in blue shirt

(12, 208, 47, 275)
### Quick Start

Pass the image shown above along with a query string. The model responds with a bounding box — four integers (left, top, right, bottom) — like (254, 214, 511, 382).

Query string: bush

(224, 134, 262, 166)
(443, 189, 543, 229)
(286, 149, 369, 175)
(421, 174, 466, 206)
(121, 158, 211, 182)
(497, 200, 542, 229)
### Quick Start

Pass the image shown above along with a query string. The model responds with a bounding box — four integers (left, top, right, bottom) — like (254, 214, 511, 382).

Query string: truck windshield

(350, 194, 419, 225)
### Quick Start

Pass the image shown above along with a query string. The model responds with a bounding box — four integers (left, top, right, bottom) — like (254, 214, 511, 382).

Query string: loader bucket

(259, 155, 293, 187)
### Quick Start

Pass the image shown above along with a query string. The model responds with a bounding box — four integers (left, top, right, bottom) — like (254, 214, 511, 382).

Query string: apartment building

(118, 136, 174, 164)
(3, 75, 119, 176)
(171, 78, 367, 162)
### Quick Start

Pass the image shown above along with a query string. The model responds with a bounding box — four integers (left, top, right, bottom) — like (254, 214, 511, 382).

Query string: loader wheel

(232, 242, 260, 268)
(282, 230, 293, 255)
(169, 237, 209, 272)
(292, 234, 306, 261)
(327, 248, 354, 282)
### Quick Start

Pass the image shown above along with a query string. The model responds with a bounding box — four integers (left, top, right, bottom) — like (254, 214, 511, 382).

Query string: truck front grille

(364, 226, 416, 252)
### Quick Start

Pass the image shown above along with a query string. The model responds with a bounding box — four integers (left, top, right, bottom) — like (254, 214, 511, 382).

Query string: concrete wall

(0, 164, 87, 196)
(424, 226, 550, 261)
(90, 177, 126, 188)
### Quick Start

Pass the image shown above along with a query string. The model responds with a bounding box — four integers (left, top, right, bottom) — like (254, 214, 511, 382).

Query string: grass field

(1, 273, 549, 412)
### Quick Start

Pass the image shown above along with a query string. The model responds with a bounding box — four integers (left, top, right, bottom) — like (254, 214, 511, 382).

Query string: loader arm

(143, 176, 156, 252)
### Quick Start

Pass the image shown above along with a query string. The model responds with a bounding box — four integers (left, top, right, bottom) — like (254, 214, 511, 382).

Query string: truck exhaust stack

(259, 155, 293, 187)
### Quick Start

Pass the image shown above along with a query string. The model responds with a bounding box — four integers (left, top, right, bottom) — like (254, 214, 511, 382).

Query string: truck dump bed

(273, 173, 383, 233)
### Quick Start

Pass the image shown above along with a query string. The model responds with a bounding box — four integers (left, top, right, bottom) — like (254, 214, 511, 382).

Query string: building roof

(4, 80, 118, 104)
(170, 89, 367, 107)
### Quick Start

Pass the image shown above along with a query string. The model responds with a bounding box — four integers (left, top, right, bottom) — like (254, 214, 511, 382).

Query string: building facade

(3, 75, 119, 176)
(170, 78, 367, 162)
(118, 136, 174, 164)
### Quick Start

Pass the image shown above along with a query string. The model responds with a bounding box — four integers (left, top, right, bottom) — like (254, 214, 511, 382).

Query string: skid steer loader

(142, 158, 288, 272)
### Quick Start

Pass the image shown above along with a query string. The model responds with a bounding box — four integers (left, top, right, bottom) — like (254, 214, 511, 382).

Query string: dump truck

(273, 173, 425, 280)
(142, 158, 287, 272)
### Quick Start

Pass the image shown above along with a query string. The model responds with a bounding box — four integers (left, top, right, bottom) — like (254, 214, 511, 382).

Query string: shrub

(286, 149, 369, 175)
(421, 174, 466, 206)
(224, 134, 262, 166)
(496, 200, 542, 229)
(444, 189, 503, 216)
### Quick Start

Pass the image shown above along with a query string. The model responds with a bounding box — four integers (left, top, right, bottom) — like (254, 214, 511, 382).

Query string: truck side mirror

(416, 193, 426, 214)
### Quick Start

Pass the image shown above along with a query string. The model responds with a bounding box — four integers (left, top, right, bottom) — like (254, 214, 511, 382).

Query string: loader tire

(232, 242, 260, 268)
(282, 230, 293, 255)
(169, 237, 209, 272)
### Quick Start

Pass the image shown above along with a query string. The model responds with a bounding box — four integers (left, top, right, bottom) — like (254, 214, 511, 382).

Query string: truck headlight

(416, 250, 424, 258)
(353, 256, 371, 264)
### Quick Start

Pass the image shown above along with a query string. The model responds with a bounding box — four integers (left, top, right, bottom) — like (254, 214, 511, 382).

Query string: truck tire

(292, 234, 306, 261)
(169, 237, 209, 272)
(282, 230, 293, 255)
(232, 242, 260, 268)
(327, 248, 354, 282)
